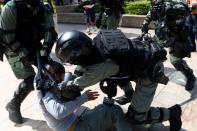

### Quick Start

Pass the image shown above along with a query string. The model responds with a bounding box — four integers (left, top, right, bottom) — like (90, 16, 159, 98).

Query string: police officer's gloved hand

(40, 44, 51, 63)
(36, 78, 45, 90)
(40, 45, 49, 57)
(58, 81, 82, 100)
(141, 23, 149, 34)
(59, 81, 83, 92)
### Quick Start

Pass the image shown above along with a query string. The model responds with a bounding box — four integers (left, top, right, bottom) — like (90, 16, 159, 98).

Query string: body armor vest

(15, 1, 45, 51)
(93, 30, 155, 79)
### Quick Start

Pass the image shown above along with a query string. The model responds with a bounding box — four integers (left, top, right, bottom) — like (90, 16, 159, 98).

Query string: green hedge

(74, 1, 151, 15)
(124, 1, 150, 15)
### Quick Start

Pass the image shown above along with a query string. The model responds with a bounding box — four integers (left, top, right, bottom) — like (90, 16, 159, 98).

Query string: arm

(0, 3, 20, 51)
(42, 92, 88, 120)
(41, 4, 57, 56)
(142, 10, 153, 34)
(73, 61, 119, 89)
(143, 10, 153, 25)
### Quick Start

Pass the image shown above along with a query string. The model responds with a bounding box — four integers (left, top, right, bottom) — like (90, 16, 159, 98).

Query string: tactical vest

(93, 30, 155, 79)
(15, 0, 45, 51)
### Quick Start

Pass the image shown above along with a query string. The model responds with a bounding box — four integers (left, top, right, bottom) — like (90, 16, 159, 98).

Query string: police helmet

(151, 0, 164, 12)
(26, 0, 41, 7)
(55, 31, 93, 65)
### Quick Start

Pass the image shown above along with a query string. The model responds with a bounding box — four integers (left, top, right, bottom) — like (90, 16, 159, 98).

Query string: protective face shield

(55, 31, 93, 65)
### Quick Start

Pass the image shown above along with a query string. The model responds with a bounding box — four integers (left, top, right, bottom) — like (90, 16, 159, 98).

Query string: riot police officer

(96, 0, 124, 29)
(141, 0, 196, 91)
(0, 0, 57, 124)
(55, 30, 182, 131)
(77, 0, 133, 105)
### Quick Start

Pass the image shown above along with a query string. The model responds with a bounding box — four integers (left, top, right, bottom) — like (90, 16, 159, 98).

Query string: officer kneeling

(55, 30, 182, 131)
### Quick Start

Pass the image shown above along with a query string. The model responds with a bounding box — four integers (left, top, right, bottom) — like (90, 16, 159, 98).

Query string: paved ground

(0, 19, 197, 131)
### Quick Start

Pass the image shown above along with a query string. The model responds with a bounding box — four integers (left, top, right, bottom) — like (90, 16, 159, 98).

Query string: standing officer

(96, 0, 124, 29)
(0, 0, 57, 124)
(141, 0, 196, 91)
(55, 30, 182, 131)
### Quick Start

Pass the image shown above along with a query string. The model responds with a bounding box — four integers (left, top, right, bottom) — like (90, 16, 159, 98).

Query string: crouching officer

(0, 0, 57, 124)
(141, 0, 196, 91)
(55, 29, 182, 131)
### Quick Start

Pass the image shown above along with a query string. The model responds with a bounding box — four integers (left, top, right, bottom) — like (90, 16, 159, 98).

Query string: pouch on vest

(95, 29, 130, 57)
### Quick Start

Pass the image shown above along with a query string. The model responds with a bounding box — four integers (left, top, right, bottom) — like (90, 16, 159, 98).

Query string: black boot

(169, 104, 182, 131)
(115, 90, 134, 105)
(173, 60, 196, 91)
(6, 77, 34, 124)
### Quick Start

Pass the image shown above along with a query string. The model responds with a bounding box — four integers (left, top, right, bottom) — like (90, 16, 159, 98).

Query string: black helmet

(24, 0, 41, 7)
(55, 31, 93, 65)
(151, 0, 164, 12)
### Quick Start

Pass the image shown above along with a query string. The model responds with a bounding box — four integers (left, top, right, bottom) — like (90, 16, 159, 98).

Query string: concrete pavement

(0, 22, 197, 131)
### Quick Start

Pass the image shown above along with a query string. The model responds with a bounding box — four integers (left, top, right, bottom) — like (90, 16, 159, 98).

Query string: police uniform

(55, 30, 182, 131)
(0, 0, 57, 124)
(142, 0, 196, 91)
(97, 0, 123, 29)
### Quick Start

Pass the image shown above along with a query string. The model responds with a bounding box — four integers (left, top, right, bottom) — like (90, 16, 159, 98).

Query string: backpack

(94, 29, 131, 58)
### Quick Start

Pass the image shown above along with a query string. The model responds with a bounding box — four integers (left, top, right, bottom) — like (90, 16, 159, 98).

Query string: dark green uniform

(55, 30, 182, 131)
(96, 0, 123, 29)
(142, 0, 196, 91)
(0, 0, 57, 124)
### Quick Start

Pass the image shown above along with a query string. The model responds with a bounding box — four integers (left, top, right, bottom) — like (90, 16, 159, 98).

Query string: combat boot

(6, 100, 22, 124)
(173, 60, 196, 91)
(115, 90, 134, 105)
(6, 77, 34, 124)
(169, 104, 182, 131)
(185, 73, 196, 91)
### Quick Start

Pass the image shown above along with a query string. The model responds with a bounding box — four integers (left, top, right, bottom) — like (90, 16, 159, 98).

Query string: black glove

(58, 81, 82, 101)
(40, 45, 49, 57)
(58, 81, 82, 92)
(35, 78, 45, 90)
(141, 24, 149, 34)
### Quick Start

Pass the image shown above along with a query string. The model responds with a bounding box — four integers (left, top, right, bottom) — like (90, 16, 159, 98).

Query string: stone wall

(56, 5, 154, 28)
